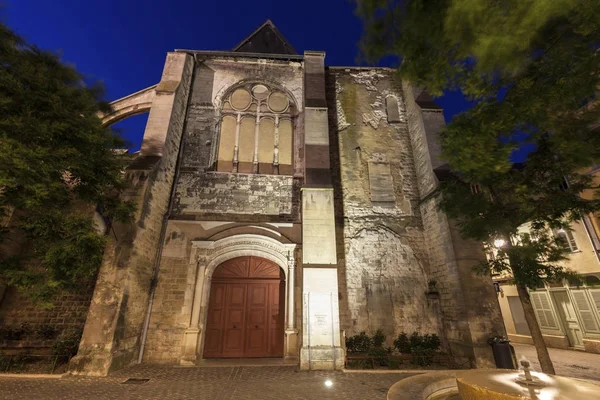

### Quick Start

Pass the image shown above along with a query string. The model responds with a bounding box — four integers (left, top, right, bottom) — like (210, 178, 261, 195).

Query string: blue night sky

(5, 0, 474, 152)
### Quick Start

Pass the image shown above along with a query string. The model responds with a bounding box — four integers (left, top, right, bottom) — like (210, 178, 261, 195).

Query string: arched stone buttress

(180, 234, 298, 364)
(99, 84, 157, 127)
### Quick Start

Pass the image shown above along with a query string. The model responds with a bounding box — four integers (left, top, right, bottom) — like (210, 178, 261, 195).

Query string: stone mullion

(273, 115, 280, 175)
(252, 101, 261, 174)
(232, 112, 241, 173)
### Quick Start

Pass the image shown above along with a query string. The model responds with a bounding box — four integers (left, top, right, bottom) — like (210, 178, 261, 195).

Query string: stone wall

(71, 52, 194, 375)
(176, 172, 298, 221)
(173, 56, 304, 223)
(142, 55, 306, 364)
(0, 207, 98, 354)
(0, 286, 93, 352)
(142, 223, 192, 363)
(328, 68, 441, 346)
(403, 83, 504, 366)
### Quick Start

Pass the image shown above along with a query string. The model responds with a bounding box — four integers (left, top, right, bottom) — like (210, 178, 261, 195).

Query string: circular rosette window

(267, 91, 289, 113)
(230, 88, 252, 111)
(252, 84, 269, 101)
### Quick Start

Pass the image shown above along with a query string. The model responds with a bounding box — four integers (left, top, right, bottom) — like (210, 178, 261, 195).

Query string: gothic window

(216, 83, 295, 175)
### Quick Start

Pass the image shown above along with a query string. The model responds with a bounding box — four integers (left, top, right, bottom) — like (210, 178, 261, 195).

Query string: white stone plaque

(302, 189, 337, 265)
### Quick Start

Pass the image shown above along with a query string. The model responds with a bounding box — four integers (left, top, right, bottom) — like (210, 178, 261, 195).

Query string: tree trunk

(516, 283, 556, 375)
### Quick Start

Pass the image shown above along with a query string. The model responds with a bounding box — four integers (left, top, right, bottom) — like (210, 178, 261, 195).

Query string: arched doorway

(203, 256, 285, 358)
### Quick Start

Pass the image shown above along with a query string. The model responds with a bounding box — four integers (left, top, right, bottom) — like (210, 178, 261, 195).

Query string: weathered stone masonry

(60, 21, 505, 375)
(70, 52, 194, 375)
(328, 69, 440, 344)
(403, 83, 505, 366)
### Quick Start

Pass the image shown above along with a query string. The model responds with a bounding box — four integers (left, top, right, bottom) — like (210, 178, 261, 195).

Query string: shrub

(368, 346, 390, 367)
(423, 333, 441, 350)
(345, 331, 373, 353)
(393, 331, 441, 366)
(372, 329, 386, 348)
(409, 331, 423, 348)
(393, 332, 411, 354)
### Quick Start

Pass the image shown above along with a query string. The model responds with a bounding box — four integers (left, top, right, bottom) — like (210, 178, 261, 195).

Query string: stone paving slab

(0, 365, 415, 400)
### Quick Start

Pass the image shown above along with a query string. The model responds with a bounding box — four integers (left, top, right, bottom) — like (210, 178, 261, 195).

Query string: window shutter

(530, 292, 557, 329)
(565, 230, 578, 251)
(590, 290, 600, 312)
(538, 292, 558, 329)
(572, 291, 600, 333)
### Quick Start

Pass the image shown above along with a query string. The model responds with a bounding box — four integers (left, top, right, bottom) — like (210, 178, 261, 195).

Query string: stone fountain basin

(387, 371, 461, 400)
(387, 369, 600, 400)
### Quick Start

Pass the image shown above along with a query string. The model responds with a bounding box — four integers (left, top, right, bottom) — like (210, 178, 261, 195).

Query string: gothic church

(12, 20, 507, 375)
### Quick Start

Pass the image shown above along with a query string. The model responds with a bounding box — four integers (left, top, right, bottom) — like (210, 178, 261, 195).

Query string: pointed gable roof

(232, 20, 298, 55)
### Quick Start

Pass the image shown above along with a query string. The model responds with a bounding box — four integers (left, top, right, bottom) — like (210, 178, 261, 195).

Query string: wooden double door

(203, 257, 285, 358)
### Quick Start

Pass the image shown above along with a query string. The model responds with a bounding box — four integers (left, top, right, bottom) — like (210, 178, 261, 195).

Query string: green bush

(345, 331, 372, 353)
(393, 332, 411, 353)
(368, 346, 391, 367)
(372, 329, 386, 348)
(393, 331, 441, 366)
(424, 333, 441, 350)
(409, 332, 422, 348)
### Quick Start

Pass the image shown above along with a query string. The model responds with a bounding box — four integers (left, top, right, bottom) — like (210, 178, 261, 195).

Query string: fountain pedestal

(456, 369, 600, 400)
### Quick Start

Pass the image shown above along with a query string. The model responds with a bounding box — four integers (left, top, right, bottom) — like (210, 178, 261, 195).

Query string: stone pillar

(70, 52, 194, 376)
(299, 51, 344, 370)
(180, 256, 207, 365)
(285, 250, 298, 360)
(286, 252, 295, 330)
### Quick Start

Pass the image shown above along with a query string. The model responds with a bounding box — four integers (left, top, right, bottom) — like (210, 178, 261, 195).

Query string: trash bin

(491, 341, 516, 369)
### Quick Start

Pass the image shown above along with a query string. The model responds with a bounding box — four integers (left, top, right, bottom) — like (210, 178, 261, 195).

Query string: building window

(530, 291, 558, 329)
(571, 290, 600, 333)
(553, 228, 578, 252)
(585, 275, 600, 287)
(216, 83, 295, 175)
(508, 296, 531, 336)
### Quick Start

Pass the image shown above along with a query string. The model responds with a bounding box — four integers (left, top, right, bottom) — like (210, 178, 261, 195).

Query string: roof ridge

(232, 19, 297, 55)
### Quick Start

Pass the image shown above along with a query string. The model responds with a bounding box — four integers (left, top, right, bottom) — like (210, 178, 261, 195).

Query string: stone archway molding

(180, 234, 298, 365)
(198, 234, 297, 279)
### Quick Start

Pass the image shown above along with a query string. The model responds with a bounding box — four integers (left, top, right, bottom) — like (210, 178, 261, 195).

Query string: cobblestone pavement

(2, 344, 598, 399)
(0, 365, 415, 400)
(513, 343, 600, 381)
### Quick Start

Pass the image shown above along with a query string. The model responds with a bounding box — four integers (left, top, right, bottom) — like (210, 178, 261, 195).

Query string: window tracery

(216, 83, 295, 175)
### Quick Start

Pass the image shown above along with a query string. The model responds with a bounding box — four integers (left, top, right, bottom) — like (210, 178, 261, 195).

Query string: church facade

(67, 21, 504, 375)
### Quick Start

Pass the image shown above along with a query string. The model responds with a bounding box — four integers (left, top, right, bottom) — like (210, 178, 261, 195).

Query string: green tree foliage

(356, 0, 600, 373)
(0, 23, 134, 305)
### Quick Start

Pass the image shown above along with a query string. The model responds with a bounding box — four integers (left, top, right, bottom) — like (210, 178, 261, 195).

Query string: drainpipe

(137, 59, 195, 363)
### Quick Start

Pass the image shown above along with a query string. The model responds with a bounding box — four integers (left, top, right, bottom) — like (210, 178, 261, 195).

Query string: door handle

(255, 325, 259, 328)
(233, 325, 237, 329)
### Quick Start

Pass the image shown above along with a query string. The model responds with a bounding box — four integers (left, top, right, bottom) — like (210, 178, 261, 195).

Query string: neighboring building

(495, 166, 600, 353)
(0, 20, 505, 375)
